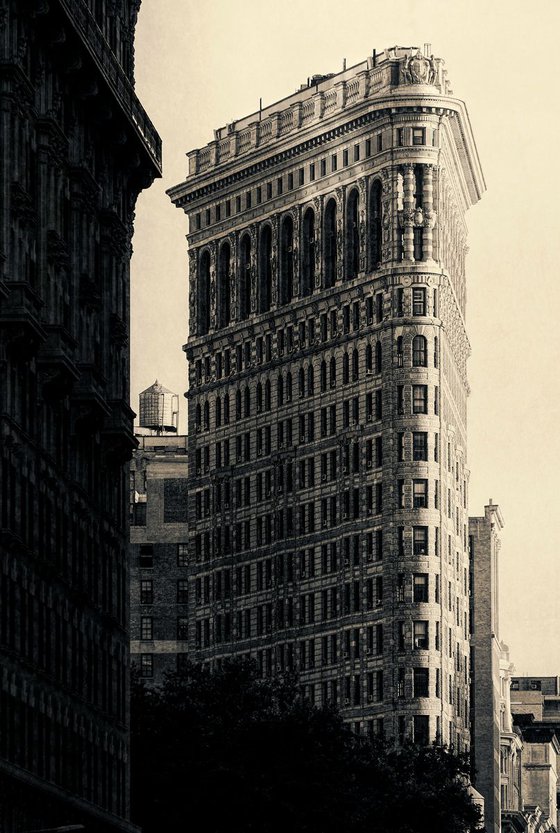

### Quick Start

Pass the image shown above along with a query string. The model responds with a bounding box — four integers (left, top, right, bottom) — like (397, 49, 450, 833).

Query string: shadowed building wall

(0, 1, 161, 829)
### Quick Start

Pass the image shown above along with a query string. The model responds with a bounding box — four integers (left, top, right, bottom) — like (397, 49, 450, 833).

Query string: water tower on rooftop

(138, 380, 179, 435)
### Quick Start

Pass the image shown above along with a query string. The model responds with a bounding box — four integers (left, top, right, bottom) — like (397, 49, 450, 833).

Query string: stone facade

(130, 434, 189, 686)
(469, 501, 504, 833)
(169, 46, 484, 744)
(0, 1, 160, 830)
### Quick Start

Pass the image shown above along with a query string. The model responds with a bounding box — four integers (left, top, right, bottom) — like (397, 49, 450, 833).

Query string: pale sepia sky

(130, 0, 560, 675)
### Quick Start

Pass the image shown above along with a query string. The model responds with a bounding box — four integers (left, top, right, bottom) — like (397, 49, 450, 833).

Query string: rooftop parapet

(185, 46, 451, 179)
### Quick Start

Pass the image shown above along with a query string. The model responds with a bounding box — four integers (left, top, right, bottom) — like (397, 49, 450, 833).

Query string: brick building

(168, 45, 484, 744)
(130, 431, 189, 686)
(0, 1, 160, 829)
(469, 501, 505, 833)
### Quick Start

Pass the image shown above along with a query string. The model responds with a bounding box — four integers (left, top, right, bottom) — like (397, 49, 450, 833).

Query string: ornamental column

(422, 165, 436, 261)
(402, 163, 415, 261)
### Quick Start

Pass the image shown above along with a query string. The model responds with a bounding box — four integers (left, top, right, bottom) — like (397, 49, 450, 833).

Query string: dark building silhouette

(0, 1, 160, 830)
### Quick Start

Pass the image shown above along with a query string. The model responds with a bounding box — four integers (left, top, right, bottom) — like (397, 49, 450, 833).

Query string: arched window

(324, 199, 337, 288)
(370, 180, 382, 268)
(216, 395, 222, 427)
(352, 348, 359, 381)
(298, 367, 305, 398)
(279, 215, 293, 306)
(244, 387, 251, 418)
(195, 402, 201, 432)
(203, 400, 210, 430)
(307, 365, 314, 396)
(224, 394, 230, 424)
(365, 344, 373, 373)
(256, 382, 263, 413)
(217, 242, 231, 328)
(345, 188, 359, 280)
(277, 373, 284, 406)
(198, 250, 211, 335)
(320, 360, 327, 392)
(239, 234, 251, 320)
(286, 371, 292, 402)
(301, 207, 315, 296)
(235, 390, 242, 420)
(412, 335, 427, 367)
(329, 356, 336, 388)
(375, 341, 382, 374)
(343, 353, 350, 385)
(258, 225, 272, 313)
(265, 379, 271, 411)
(396, 337, 403, 367)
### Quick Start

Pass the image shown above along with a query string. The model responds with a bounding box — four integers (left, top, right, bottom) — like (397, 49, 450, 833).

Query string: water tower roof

(140, 379, 176, 396)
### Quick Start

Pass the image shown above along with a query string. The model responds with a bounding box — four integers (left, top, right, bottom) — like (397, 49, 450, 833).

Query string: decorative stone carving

(357, 177, 367, 272)
(249, 224, 257, 313)
(313, 196, 322, 287)
(209, 242, 217, 329)
(188, 249, 198, 336)
(290, 206, 300, 297)
(335, 186, 344, 282)
(271, 215, 279, 306)
(228, 233, 237, 322)
(401, 50, 437, 85)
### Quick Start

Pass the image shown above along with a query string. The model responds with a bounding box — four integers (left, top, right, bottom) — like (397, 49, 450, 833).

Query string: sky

(130, 0, 560, 676)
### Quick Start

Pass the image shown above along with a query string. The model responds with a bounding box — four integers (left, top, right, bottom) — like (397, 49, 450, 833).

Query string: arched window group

(196, 179, 386, 332)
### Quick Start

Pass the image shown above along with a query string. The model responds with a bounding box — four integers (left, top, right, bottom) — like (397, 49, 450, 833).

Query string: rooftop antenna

(372, 48, 377, 67)
(342, 58, 346, 71)
(259, 97, 262, 120)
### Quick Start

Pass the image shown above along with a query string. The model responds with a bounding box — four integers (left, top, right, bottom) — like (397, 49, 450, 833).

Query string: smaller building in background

(130, 382, 189, 685)
(469, 500, 505, 833)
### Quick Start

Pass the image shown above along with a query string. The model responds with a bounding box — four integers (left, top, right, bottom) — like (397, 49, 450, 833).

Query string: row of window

(195, 174, 434, 333)
(194, 289, 436, 384)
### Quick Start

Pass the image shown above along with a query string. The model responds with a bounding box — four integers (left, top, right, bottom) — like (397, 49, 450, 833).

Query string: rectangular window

(140, 654, 153, 677)
(413, 479, 428, 509)
(246, 190, 252, 209)
(412, 287, 426, 316)
(309, 162, 315, 181)
(413, 432, 428, 461)
(331, 154, 338, 172)
(225, 200, 231, 217)
(287, 172, 294, 190)
(413, 526, 428, 556)
(177, 617, 189, 640)
(365, 138, 372, 157)
(342, 149, 349, 166)
(140, 580, 153, 605)
(413, 385, 428, 414)
(320, 159, 327, 177)
(413, 574, 429, 603)
(277, 177, 283, 196)
(256, 186, 262, 204)
(140, 617, 153, 641)
(266, 182, 273, 200)
(413, 668, 429, 699)
(177, 544, 189, 567)
(397, 127, 404, 147)
(299, 167, 305, 186)
(412, 127, 425, 146)
(413, 620, 429, 649)
(177, 580, 189, 604)
(353, 144, 360, 162)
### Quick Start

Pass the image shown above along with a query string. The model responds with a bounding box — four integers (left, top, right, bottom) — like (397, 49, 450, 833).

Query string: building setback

(168, 45, 485, 745)
(130, 431, 189, 686)
(0, 1, 160, 830)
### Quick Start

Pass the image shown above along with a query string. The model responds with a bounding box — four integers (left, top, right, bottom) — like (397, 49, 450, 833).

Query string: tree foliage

(131, 659, 480, 833)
